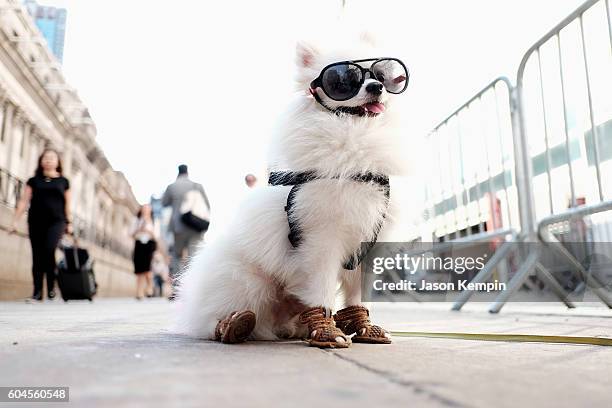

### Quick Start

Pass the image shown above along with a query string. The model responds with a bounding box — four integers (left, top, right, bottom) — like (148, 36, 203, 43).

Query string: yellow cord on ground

(390, 331, 612, 346)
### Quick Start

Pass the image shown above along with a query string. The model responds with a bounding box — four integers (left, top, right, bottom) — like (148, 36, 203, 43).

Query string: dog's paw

(214, 311, 256, 344)
(334, 305, 392, 344)
(299, 307, 351, 349)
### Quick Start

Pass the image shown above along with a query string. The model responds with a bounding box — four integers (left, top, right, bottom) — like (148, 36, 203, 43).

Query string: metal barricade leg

(451, 241, 515, 311)
(489, 248, 539, 313)
(571, 281, 586, 297)
(540, 229, 612, 308)
(534, 263, 575, 308)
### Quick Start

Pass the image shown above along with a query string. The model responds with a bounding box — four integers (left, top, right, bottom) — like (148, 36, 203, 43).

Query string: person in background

(10, 148, 72, 301)
(151, 251, 169, 297)
(162, 164, 210, 299)
(245, 173, 258, 188)
(131, 204, 156, 300)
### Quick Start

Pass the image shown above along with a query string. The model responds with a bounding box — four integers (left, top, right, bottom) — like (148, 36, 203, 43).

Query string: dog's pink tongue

(364, 102, 385, 113)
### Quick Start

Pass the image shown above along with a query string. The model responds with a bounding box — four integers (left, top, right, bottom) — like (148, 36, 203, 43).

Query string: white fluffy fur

(176, 35, 409, 341)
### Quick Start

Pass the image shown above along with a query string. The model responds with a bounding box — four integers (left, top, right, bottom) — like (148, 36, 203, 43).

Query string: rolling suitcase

(57, 243, 97, 302)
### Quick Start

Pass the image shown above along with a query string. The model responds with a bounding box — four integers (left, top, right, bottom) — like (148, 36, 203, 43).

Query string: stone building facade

(0, 0, 139, 299)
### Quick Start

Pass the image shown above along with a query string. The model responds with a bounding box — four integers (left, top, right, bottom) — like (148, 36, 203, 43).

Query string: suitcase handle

(61, 233, 81, 270)
(63, 231, 80, 247)
(72, 245, 80, 270)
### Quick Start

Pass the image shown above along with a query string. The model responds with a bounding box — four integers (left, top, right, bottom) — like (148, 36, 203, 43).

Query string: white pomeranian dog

(176, 32, 410, 348)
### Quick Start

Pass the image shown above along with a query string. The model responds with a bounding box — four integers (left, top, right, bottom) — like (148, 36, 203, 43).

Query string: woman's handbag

(180, 190, 210, 232)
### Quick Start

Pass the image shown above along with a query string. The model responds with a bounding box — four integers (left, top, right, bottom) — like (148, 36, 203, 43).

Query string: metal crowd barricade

(425, 77, 520, 242)
(423, 78, 527, 310)
(490, 0, 612, 312)
(421, 0, 612, 312)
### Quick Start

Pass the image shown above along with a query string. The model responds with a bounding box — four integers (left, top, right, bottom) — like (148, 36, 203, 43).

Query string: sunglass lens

(321, 64, 363, 101)
(371, 59, 408, 94)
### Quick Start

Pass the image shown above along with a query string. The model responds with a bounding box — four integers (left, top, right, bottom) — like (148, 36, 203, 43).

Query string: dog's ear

(296, 41, 318, 68)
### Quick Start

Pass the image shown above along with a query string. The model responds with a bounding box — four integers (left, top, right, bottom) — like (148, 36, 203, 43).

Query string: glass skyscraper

(23, 0, 67, 63)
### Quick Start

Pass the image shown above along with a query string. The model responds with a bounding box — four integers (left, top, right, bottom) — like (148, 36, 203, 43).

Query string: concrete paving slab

(1, 299, 611, 408)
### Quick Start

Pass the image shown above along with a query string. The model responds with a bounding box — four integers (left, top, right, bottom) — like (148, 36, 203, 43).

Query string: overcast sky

(35, 0, 588, 234)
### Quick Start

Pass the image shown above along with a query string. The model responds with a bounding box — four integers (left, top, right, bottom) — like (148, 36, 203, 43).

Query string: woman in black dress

(131, 204, 157, 299)
(10, 148, 72, 301)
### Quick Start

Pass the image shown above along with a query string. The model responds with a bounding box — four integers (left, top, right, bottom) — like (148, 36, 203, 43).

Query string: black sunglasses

(310, 58, 409, 102)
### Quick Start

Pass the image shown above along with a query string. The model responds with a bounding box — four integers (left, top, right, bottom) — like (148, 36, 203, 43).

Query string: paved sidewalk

(1, 299, 611, 408)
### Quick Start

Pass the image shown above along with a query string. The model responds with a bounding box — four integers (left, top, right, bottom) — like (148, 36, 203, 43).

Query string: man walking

(162, 164, 210, 298)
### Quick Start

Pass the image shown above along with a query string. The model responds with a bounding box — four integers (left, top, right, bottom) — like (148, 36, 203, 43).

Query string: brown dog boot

(214, 311, 256, 344)
(334, 305, 391, 344)
(299, 307, 350, 348)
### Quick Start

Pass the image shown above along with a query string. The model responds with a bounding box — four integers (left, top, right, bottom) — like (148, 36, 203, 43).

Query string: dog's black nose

(366, 82, 383, 95)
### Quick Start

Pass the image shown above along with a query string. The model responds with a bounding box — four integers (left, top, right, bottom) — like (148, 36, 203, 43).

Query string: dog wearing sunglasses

(177, 34, 409, 348)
